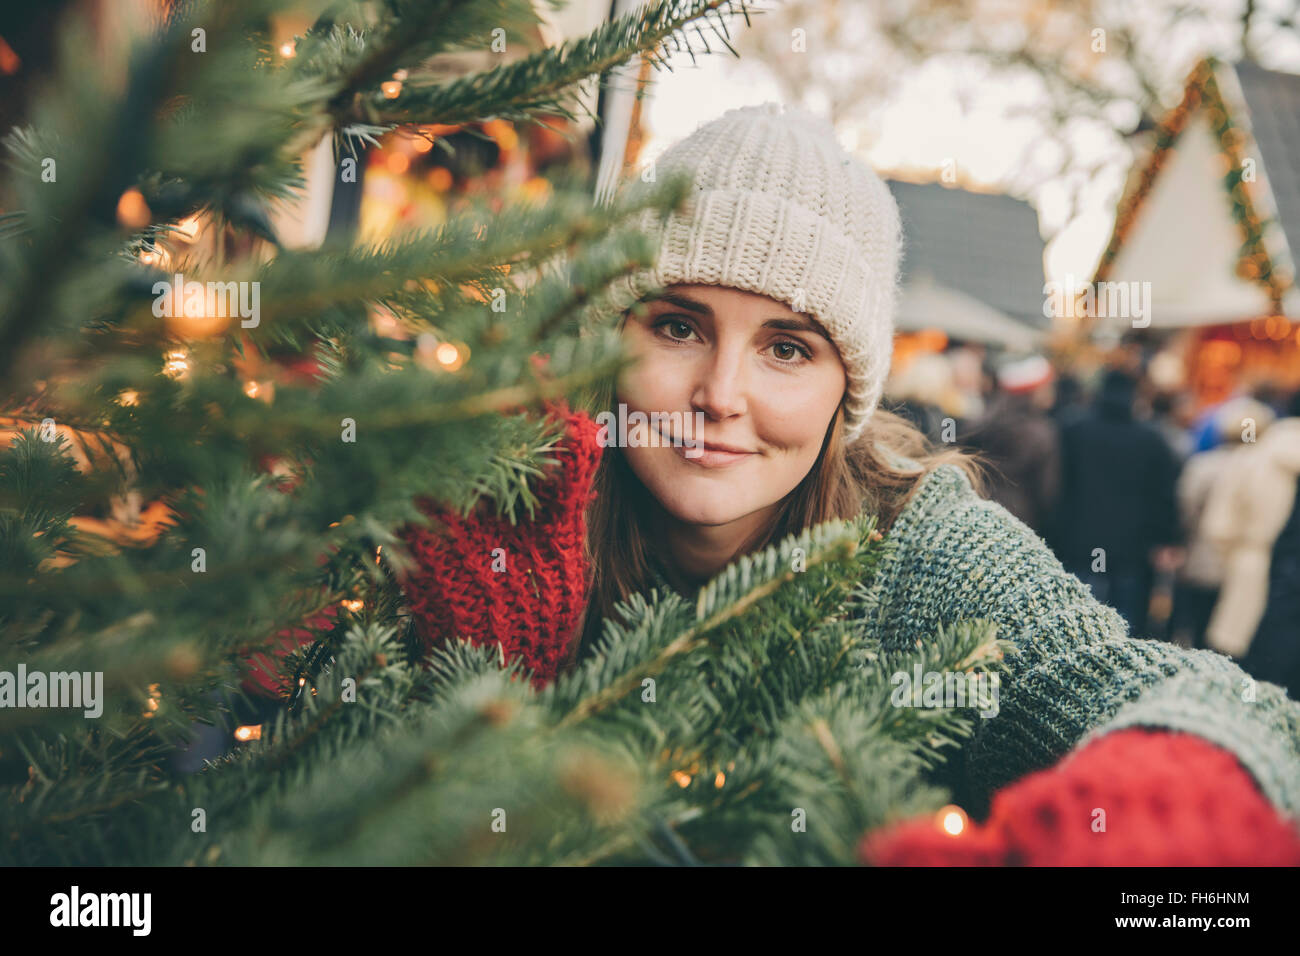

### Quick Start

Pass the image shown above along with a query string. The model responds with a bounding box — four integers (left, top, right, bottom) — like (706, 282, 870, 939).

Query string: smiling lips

(676, 445, 756, 468)
(660, 429, 758, 468)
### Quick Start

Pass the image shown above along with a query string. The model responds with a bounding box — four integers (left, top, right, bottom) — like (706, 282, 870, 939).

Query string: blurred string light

(435, 342, 462, 368)
(279, 39, 296, 58)
(482, 118, 518, 152)
(138, 246, 170, 269)
(234, 724, 261, 741)
(242, 380, 274, 403)
(162, 348, 190, 380)
(425, 167, 452, 191)
(116, 188, 150, 229)
(142, 683, 161, 719)
(938, 804, 967, 836)
(414, 332, 468, 372)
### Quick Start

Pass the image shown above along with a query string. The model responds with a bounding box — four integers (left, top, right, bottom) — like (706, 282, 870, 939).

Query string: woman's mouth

(665, 433, 758, 468)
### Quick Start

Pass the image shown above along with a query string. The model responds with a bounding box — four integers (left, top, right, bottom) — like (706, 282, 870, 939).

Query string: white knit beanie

(584, 102, 903, 443)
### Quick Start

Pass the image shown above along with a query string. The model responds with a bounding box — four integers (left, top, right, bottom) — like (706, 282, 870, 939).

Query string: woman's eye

(656, 319, 697, 342)
(772, 340, 812, 363)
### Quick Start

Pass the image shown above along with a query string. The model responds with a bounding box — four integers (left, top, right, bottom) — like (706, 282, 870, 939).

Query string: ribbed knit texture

(395, 404, 602, 687)
(866, 463, 1300, 820)
(860, 728, 1300, 865)
(582, 103, 903, 443)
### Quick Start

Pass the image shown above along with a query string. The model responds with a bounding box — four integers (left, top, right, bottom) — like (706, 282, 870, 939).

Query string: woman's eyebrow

(651, 292, 712, 316)
(763, 317, 830, 340)
(650, 293, 830, 341)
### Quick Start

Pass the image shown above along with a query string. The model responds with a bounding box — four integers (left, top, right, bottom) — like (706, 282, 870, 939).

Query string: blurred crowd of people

(885, 345, 1300, 699)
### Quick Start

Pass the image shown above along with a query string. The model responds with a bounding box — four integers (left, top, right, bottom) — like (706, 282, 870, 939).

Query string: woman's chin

(651, 484, 752, 527)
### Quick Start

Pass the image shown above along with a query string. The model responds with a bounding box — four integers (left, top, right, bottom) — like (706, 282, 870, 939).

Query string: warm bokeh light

(381, 80, 402, 99)
(939, 805, 967, 836)
(142, 682, 161, 719)
(138, 246, 170, 269)
(162, 348, 190, 379)
(234, 724, 262, 741)
(521, 176, 551, 201)
(116, 188, 151, 229)
(167, 309, 232, 339)
(426, 167, 453, 191)
(435, 342, 461, 368)
(483, 119, 518, 152)
(279, 39, 296, 58)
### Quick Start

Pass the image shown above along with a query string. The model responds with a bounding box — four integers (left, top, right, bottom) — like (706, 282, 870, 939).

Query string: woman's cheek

(755, 368, 843, 447)
(619, 348, 685, 412)
(751, 393, 821, 452)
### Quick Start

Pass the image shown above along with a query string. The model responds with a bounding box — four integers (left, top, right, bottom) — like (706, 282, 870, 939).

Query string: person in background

(1204, 390, 1300, 697)
(959, 353, 1060, 536)
(1170, 398, 1276, 649)
(1151, 390, 1197, 463)
(1051, 368, 1183, 638)
(946, 344, 988, 423)
(1252, 381, 1290, 420)
(1049, 371, 1088, 430)
(883, 350, 960, 443)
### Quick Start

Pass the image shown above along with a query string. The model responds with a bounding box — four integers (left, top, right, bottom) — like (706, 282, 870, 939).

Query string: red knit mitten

(859, 728, 1300, 866)
(396, 401, 602, 687)
(241, 599, 339, 699)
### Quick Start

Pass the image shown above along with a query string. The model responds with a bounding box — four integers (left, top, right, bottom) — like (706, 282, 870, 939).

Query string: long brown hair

(560, 344, 984, 673)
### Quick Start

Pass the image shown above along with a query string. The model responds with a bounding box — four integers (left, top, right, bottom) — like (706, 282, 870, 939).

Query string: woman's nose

(691, 347, 748, 421)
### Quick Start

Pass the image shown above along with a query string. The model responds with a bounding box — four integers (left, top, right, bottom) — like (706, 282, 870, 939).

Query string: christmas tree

(0, 0, 1004, 865)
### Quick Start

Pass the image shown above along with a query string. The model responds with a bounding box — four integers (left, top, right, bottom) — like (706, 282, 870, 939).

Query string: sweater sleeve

(866, 463, 1300, 821)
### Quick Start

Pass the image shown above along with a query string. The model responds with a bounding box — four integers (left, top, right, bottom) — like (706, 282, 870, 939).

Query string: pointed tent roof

(1093, 58, 1300, 325)
(887, 180, 1049, 335)
(1234, 61, 1300, 280)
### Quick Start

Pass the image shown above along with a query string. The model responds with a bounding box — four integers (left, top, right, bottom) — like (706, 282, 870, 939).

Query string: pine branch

(552, 518, 867, 729)
(359, 0, 758, 127)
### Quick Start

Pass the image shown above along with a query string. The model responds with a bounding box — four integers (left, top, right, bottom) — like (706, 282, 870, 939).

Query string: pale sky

(632, 0, 1300, 287)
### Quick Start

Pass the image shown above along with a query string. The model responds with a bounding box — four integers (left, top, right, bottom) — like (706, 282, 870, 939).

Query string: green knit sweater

(651, 462, 1300, 820)
(864, 463, 1300, 820)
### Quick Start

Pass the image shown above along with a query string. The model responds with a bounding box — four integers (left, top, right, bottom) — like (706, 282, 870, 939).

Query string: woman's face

(616, 284, 847, 530)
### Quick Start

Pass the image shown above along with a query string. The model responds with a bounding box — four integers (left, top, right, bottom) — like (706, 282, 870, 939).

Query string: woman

(266, 104, 1300, 865)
